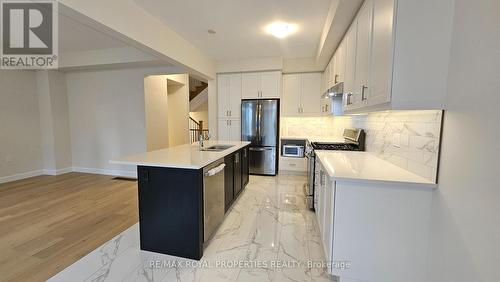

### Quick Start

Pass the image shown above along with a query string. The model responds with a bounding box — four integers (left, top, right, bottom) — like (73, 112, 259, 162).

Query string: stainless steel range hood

(323, 82, 344, 98)
(323, 82, 344, 116)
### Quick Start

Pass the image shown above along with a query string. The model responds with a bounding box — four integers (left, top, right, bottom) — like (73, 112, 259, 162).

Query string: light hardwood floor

(0, 172, 138, 282)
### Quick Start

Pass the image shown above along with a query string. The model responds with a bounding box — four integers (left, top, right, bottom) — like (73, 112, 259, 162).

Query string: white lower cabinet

(279, 157, 307, 172)
(218, 119, 241, 141)
(315, 160, 335, 265)
(315, 159, 433, 282)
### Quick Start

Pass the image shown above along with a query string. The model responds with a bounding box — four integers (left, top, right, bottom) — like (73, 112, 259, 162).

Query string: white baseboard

(42, 167, 73, 176)
(72, 167, 137, 178)
(1, 167, 137, 184)
(0, 170, 43, 184)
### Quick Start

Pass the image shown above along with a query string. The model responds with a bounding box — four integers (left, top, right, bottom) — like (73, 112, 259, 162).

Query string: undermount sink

(200, 145, 234, 152)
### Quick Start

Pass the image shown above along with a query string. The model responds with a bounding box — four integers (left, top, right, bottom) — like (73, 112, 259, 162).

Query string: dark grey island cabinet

(224, 146, 249, 212)
(136, 145, 250, 260)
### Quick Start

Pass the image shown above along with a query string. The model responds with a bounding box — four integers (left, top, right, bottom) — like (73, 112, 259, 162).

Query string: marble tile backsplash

(281, 110, 443, 183)
(280, 116, 339, 138)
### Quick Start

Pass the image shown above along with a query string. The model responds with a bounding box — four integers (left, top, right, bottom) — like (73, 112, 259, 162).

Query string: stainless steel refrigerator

(241, 99, 279, 176)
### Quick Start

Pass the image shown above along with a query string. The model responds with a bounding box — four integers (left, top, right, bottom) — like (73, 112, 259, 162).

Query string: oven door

(305, 151, 315, 209)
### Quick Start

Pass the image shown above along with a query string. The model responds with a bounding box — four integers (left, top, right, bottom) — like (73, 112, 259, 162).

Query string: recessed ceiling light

(265, 22, 297, 39)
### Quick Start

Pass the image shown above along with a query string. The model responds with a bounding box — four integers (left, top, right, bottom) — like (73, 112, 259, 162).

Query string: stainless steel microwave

(282, 145, 305, 158)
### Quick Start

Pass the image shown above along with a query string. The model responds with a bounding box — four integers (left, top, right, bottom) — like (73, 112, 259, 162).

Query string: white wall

(65, 68, 150, 176)
(208, 79, 218, 139)
(0, 71, 42, 182)
(144, 75, 169, 151)
(37, 70, 72, 174)
(166, 74, 189, 147)
(65, 67, 183, 176)
(426, 0, 500, 281)
(190, 101, 209, 128)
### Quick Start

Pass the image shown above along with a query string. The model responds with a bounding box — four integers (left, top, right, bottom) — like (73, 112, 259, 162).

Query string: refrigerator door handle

(249, 147, 272, 152)
(257, 103, 262, 141)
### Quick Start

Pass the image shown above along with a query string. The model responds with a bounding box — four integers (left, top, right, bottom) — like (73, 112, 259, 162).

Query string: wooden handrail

(189, 117, 209, 143)
(189, 116, 200, 127)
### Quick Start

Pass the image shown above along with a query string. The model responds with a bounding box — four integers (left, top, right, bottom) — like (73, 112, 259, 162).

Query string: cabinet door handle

(347, 93, 353, 105)
(229, 110, 231, 116)
(362, 85, 368, 101)
(334, 74, 338, 84)
(325, 104, 329, 112)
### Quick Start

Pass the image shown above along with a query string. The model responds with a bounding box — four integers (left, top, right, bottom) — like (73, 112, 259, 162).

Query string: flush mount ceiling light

(265, 22, 297, 39)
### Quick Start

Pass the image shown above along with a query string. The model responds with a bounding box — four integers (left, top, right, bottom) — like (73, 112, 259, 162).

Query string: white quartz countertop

(315, 151, 437, 188)
(110, 141, 250, 170)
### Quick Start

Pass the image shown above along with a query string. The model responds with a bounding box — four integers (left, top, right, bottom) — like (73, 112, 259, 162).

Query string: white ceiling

(133, 0, 332, 61)
(58, 14, 129, 53)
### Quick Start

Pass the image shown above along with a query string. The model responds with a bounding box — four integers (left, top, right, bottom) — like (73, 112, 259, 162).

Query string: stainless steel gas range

(305, 128, 366, 210)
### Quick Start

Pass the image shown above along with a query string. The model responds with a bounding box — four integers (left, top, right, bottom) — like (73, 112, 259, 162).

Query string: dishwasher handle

(204, 163, 226, 177)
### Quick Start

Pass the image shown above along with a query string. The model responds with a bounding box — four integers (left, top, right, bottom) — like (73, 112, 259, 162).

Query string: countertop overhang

(315, 151, 437, 188)
(110, 141, 251, 170)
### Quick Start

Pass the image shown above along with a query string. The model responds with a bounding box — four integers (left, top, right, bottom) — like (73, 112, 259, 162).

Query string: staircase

(189, 77, 208, 101)
(189, 117, 209, 143)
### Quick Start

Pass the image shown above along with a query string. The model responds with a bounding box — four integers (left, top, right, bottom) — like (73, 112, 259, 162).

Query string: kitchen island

(111, 141, 250, 260)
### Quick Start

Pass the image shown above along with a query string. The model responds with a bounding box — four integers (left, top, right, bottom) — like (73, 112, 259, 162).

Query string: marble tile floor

(48, 174, 335, 282)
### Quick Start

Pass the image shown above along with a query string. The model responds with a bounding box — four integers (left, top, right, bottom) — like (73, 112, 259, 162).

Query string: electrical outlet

(393, 133, 401, 148)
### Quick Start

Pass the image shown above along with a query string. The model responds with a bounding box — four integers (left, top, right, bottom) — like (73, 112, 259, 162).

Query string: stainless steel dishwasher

(203, 159, 226, 242)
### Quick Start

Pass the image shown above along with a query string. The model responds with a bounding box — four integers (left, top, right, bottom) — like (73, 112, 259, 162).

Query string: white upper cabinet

(282, 74, 301, 116)
(218, 73, 242, 119)
(301, 73, 322, 115)
(282, 73, 322, 117)
(218, 74, 230, 119)
(260, 72, 281, 98)
(241, 72, 261, 99)
(324, 60, 333, 91)
(229, 74, 242, 118)
(242, 71, 281, 99)
(352, 0, 373, 109)
(369, 0, 394, 106)
(338, 0, 453, 113)
(344, 21, 357, 109)
(333, 39, 347, 86)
